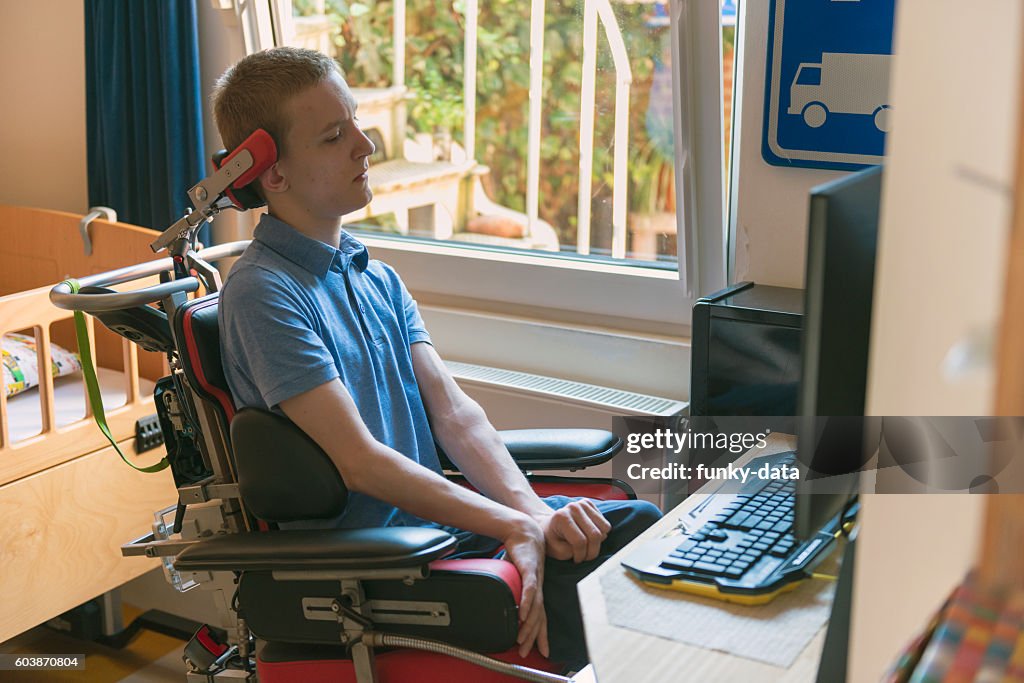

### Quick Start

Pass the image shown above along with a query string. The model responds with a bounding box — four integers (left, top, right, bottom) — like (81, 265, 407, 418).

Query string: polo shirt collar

(254, 214, 369, 277)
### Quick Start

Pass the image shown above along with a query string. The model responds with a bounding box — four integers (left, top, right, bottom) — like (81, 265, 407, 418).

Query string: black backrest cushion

(230, 408, 349, 522)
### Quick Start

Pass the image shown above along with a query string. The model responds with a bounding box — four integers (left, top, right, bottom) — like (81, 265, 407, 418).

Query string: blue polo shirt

(219, 214, 442, 530)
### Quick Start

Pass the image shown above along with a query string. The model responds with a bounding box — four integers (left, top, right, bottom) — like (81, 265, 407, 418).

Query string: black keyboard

(665, 476, 798, 580)
(622, 451, 848, 604)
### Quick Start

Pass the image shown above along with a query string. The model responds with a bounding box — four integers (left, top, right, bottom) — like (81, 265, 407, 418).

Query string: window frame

(243, 0, 727, 331)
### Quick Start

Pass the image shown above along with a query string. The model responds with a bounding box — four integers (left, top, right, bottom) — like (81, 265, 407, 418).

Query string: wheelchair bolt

(195, 186, 208, 201)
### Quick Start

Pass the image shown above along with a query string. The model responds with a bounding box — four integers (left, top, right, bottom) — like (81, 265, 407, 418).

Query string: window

(243, 0, 731, 329)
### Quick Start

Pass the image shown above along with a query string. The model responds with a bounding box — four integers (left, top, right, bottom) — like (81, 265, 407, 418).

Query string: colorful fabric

(884, 596, 948, 683)
(978, 589, 1024, 682)
(2, 333, 82, 398)
(906, 573, 1024, 683)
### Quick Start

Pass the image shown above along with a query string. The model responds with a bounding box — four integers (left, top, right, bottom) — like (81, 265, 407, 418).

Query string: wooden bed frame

(0, 205, 178, 642)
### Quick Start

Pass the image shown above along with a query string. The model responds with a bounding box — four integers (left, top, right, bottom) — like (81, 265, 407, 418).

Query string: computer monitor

(795, 165, 883, 540)
(689, 282, 804, 419)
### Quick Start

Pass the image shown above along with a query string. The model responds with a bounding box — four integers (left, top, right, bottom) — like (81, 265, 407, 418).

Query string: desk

(578, 434, 832, 682)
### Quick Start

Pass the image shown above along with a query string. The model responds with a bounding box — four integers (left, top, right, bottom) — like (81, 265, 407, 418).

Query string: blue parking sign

(722, 0, 737, 27)
(762, 0, 897, 170)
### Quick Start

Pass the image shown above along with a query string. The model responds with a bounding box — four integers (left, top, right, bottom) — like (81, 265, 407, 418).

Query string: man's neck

(267, 206, 343, 248)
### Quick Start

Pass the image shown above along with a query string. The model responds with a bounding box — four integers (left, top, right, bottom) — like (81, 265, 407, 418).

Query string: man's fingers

(555, 513, 588, 563)
(517, 614, 537, 646)
(516, 573, 540, 634)
(582, 499, 612, 535)
(568, 502, 604, 561)
(519, 572, 536, 623)
(546, 535, 575, 561)
(517, 610, 540, 656)
(568, 501, 603, 538)
(517, 589, 545, 657)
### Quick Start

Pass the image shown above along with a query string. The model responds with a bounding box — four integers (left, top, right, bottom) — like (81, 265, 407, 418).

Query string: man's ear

(259, 162, 289, 195)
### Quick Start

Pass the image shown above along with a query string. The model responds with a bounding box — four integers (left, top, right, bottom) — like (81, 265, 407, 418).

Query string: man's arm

(410, 343, 611, 564)
(279, 379, 549, 657)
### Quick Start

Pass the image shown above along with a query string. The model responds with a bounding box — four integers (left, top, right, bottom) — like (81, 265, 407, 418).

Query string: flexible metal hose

(362, 633, 572, 683)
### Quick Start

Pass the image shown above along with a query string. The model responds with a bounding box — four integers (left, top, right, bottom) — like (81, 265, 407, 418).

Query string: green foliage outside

(297, 0, 686, 256)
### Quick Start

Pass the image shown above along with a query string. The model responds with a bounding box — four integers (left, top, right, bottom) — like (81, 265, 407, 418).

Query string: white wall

(729, 0, 845, 287)
(849, 1, 1020, 680)
(865, 4, 1017, 417)
(0, 1, 88, 213)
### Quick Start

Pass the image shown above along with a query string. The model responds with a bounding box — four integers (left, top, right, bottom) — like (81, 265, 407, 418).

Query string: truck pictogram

(787, 52, 892, 132)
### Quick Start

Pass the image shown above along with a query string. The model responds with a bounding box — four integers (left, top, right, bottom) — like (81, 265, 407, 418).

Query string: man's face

(275, 72, 375, 220)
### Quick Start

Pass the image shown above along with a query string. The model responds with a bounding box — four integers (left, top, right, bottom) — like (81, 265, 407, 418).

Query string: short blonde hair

(212, 47, 340, 156)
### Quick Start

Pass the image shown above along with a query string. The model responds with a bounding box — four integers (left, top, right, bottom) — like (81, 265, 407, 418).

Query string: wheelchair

(50, 131, 635, 682)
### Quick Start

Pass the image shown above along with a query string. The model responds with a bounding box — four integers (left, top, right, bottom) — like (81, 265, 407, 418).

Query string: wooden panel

(0, 205, 163, 296)
(979, 21, 1024, 591)
(994, 11, 1024, 418)
(0, 438, 178, 641)
(0, 401, 158, 487)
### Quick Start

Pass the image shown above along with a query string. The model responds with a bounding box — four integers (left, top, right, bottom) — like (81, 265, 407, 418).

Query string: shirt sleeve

(396, 272, 432, 346)
(221, 268, 340, 409)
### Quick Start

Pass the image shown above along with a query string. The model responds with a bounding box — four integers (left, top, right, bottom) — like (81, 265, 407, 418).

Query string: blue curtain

(85, 0, 208, 245)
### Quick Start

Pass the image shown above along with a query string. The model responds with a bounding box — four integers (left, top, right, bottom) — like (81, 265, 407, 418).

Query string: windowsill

(358, 234, 695, 330)
(356, 233, 681, 280)
(414, 289, 691, 339)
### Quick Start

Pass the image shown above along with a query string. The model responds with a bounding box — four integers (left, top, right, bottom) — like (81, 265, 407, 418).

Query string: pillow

(2, 333, 83, 398)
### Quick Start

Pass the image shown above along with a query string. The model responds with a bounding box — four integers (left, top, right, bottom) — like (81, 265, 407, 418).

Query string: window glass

(279, 0, 734, 270)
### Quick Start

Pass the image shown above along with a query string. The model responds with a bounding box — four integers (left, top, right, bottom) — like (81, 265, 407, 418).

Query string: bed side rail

(0, 285, 159, 484)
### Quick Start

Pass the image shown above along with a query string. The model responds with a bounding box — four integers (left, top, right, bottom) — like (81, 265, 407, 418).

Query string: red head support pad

(212, 129, 278, 210)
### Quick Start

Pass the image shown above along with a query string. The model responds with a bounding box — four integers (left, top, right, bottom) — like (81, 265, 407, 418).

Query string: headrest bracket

(150, 129, 277, 255)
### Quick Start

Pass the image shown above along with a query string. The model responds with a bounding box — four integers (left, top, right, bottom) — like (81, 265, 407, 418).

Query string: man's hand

(501, 517, 550, 658)
(534, 499, 612, 563)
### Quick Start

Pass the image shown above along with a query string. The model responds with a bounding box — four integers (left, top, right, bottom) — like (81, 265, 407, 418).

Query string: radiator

(446, 361, 686, 509)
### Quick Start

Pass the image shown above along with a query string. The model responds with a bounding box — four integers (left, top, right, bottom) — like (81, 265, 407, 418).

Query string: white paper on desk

(599, 559, 838, 668)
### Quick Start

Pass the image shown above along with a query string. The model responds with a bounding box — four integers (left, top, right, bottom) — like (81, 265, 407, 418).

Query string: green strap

(63, 279, 169, 473)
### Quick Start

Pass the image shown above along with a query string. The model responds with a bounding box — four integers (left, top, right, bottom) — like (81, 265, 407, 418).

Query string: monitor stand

(816, 538, 857, 683)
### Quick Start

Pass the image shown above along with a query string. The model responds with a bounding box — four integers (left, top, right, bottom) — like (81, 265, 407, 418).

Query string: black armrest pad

(502, 429, 622, 470)
(435, 429, 622, 471)
(173, 527, 455, 573)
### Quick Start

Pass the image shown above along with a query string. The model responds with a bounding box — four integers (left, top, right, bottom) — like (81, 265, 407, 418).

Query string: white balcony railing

(294, 0, 636, 258)
(577, 0, 632, 258)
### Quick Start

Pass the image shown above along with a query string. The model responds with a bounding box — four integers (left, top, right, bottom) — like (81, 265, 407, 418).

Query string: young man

(213, 47, 660, 670)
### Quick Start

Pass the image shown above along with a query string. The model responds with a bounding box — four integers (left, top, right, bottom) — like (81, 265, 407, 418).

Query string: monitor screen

(706, 318, 802, 417)
(795, 165, 883, 539)
(690, 283, 804, 419)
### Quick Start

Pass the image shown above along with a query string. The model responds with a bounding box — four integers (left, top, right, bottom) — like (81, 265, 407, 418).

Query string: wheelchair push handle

(49, 240, 251, 313)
